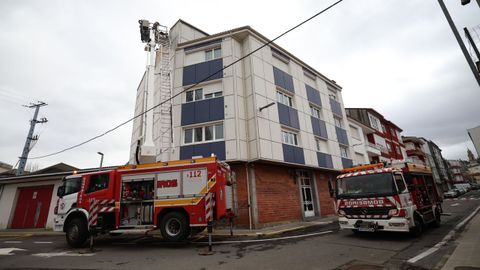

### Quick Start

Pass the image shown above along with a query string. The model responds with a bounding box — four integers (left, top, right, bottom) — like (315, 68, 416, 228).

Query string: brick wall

(230, 163, 250, 225)
(254, 163, 302, 224)
(314, 171, 337, 216)
(230, 162, 338, 226)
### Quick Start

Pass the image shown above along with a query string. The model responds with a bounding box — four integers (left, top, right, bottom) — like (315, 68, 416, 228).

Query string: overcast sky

(1, 0, 479, 170)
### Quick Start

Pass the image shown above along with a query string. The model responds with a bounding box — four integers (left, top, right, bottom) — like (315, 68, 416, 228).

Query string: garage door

(11, 185, 54, 229)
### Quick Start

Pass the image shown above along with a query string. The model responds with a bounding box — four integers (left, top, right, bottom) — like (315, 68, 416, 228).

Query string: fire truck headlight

(388, 209, 398, 216)
(338, 209, 346, 216)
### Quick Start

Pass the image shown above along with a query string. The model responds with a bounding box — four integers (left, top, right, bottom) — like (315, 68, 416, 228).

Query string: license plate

(358, 227, 375, 232)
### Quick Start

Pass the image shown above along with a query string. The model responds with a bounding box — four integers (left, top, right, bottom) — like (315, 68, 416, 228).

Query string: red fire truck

(335, 162, 442, 236)
(54, 157, 232, 247)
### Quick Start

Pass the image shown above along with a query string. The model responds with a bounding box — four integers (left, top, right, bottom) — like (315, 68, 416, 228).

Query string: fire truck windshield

(63, 177, 82, 196)
(336, 173, 397, 198)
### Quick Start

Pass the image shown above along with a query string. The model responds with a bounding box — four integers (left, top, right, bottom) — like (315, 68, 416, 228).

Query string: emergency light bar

(341, 163, 385, 173)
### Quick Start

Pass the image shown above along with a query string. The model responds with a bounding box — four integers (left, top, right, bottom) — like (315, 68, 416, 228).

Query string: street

(1, 190, 480, 270)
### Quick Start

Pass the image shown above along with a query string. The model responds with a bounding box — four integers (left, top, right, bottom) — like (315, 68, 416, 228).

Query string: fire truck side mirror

(57, 186, 65, 198)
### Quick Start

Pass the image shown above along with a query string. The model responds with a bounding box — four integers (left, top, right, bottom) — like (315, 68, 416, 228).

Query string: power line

(28, 0, 344, 160)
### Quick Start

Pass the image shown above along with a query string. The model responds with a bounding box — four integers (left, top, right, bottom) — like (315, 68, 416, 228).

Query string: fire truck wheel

(65, 217, 88, 248)
(160, 212, 189, 242)
(410, 216, 423, 237)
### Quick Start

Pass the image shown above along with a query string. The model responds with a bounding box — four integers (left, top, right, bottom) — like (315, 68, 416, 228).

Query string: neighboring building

(347, 116, 380, 165)
(468, 163, 480, 183)
(447, 160, 471, 184)
(401, 136, 450, 191)
(0, 163, 77, 229)
(0, 163, 117, 230)
(467, 126, 480, 157)
(0, 162, 12, 174)
(345, 108, 406, 163)
(402, 136, 427, 165)
(129, 20, 355, 227)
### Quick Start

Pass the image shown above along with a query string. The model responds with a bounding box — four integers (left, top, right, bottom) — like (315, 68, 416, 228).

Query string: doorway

(298, 171, 315, 218)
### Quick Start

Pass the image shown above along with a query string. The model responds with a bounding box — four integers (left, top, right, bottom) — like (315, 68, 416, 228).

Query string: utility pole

(464, 27, 480, 73)
(438, 0, 480, 87)
(17, 101, 48, 176)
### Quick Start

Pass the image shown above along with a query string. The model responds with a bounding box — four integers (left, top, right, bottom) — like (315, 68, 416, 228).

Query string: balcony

(366, 142, 381, 156)
(406, 148, 426, 157)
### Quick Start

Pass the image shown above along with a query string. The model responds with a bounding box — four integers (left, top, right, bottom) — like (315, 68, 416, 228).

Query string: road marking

(195, 230, 333, 244)
(450, 203, 460, 207)
(0, 248, 26, 256)
(407, 205, 480, 264)
(3, 241, 22, 244)
(32, 251, 95, 258)
(34, 241, 53, 244)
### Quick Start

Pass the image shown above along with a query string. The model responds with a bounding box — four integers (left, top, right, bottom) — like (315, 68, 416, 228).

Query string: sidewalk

(441, 210, 480, 270)
(0, 216, 338, 239)
(213, 216, 338, 237)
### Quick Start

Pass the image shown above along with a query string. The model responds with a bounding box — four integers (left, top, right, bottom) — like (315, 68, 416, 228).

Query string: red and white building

(345, 108, 406, 164)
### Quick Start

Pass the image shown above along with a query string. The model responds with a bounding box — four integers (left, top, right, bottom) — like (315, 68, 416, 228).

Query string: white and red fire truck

(335, 162, 442, 236)
(54, 156, 232, 247)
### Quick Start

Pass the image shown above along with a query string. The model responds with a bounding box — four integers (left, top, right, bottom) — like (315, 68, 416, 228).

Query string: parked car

(471, 183, 480, 190)
(444, 189, 460, 198)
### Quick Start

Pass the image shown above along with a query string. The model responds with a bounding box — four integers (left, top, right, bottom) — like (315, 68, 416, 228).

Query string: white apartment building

(129, 20, 353, 226)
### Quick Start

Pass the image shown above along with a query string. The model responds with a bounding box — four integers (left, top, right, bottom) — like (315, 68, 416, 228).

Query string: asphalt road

(1, 190, 479, 270)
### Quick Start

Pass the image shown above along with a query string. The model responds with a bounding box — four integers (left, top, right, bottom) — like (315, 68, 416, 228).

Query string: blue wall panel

(335, 127, 349, 145)
(311, 117, 328, 139)
(289, 108, 300, 129)
(277, 103, 300, 129)
(317, 152, 334, 168)
(181, 97, 224, 126)
(330, 98, 343, 116)
(273, 66, 294, 93)
(182, 58, 223, 86)
(180, 141, 226, 160)
(282, 144, 305, 164)
(306, 84, 321, 107)
(342, 158, 353, 169)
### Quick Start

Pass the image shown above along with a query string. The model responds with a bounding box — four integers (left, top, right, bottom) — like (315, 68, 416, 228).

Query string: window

(334, 116, 343, 128)
(386, 143, 392, 152)
(87, 173, 109, 193)
(381, 124, 386, 133)
(350, 125, 360, 139)
(282, 130, 298, 146)
(391, 128, 397, 138)
(184, 123, 224, 144)
(310, 105, 320, 118)
(63, 177, 82, 196)
(340, 146, 349, 158)
(204, 91, 223, 99)
(186, 89, 203, 102)
(394, 174, 407, 193)
(315, 138, 322, 152)
(368, 114, 379, 130)
(205, 47, 221, 61)
(277, 91, 293, 107)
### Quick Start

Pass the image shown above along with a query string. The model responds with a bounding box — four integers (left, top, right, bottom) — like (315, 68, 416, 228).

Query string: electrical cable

(28, 0, 344, 160)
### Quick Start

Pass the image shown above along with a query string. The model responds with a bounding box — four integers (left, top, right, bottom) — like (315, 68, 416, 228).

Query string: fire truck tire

(410, 216, 423, 237)
(160, 212, 189, 242)
(65, 217, 88, 248)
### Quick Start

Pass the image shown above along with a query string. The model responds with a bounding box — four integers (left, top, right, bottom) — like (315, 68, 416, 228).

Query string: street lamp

(97, 152, 104, 170)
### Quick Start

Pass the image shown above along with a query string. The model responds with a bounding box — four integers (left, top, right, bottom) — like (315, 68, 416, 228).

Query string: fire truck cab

(335, 162, 442, 236)
(54, 157, 232, 247)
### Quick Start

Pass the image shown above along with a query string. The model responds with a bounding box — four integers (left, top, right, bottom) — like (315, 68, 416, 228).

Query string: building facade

(447, 160, 471, 184)
(129, 20, 355, 227)
(402, 136, 427, 165)
(468, 126, 480, 158)
(347, 116, 380, 165)
(345, 108, 406, 163)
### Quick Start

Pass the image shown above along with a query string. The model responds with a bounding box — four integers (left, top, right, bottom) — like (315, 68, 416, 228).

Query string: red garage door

(11, 185, 54, 229)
